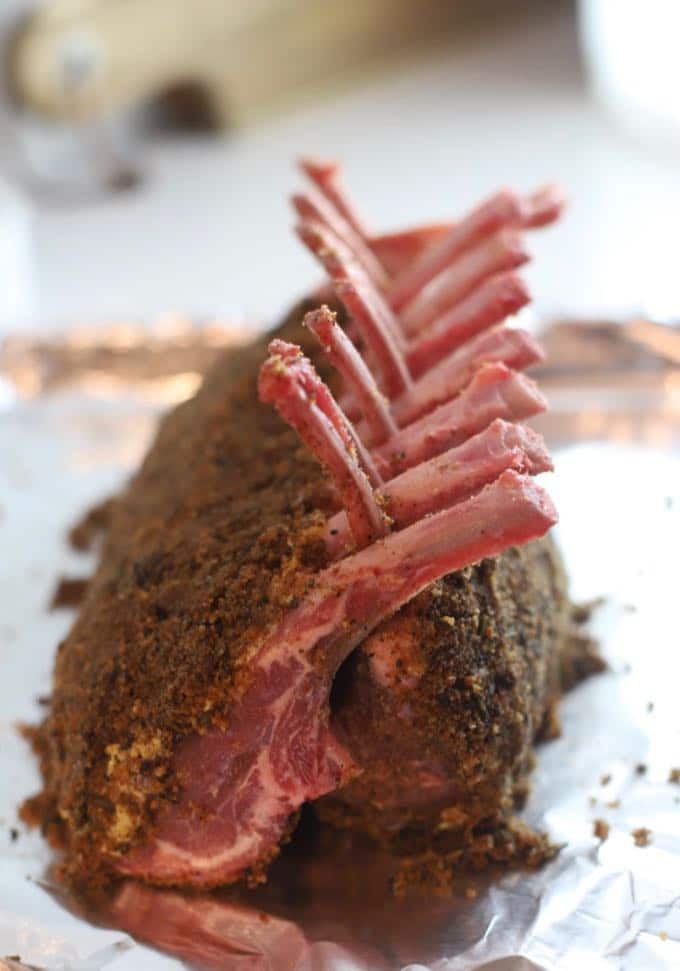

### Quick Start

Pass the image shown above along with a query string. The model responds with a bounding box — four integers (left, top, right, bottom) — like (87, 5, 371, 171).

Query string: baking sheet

(0, 318, 679, 971)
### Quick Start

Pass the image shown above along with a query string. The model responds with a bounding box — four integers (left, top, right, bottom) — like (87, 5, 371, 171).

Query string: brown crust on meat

(24, 298, 596, 888)
(317, 535, 569, 839)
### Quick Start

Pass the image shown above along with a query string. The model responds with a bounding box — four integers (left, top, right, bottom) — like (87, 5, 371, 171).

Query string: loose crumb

(600, 773, 612, 786)
(605, 799, 620, 810)
(588, 796, 597, 807)
(646, 702, 654, 712)
(9, 828, 19, 842)
(635, 763, 647, 775)
(593, 819, 609, 841)
(632, 827, 651, 847)
(50, 576, 89, 610)
(660, 931, 668, 941)
(465, 886, 478, 900)
(571, 597, 605, 624)
(668, 768, 680, 785)
(68, 497, 115, 551)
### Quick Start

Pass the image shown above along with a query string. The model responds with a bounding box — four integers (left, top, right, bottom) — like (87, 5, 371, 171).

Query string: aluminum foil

(0, 317, 679, 971)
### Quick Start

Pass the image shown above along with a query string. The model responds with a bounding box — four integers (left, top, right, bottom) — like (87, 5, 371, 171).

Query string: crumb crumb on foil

(632, 827, 652, 847)
(593, 819, 609, 841)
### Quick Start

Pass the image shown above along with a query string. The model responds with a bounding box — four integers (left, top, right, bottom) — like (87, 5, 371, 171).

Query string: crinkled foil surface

(0, 317, 679, 971)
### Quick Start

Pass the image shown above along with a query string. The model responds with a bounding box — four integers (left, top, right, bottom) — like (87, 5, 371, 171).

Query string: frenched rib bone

(407, 272, 531, 376)
(323, 420, 553, 555)
(258, 339, 387, 546)
(373, 362, 548, 478)
(293, 189, 389, 293)
(391, 325, 544, 430)
(299, 156, 368, 238)
(389, 184, 565, 312)
(297, 220, 410, 397)
(304, 305, 397, 446)
(399, 231, 530, 337)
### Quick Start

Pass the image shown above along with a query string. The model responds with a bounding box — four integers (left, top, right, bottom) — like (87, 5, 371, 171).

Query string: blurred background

(1, 0, 680, 335)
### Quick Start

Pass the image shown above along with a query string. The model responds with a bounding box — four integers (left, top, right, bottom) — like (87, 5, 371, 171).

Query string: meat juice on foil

(0, 317, 678, 971)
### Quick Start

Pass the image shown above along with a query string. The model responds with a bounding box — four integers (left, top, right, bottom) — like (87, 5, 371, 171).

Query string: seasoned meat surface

(23, 165, 589, 890)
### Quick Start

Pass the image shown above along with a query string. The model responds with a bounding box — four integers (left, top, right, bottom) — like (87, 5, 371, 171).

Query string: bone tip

(299, 156, 339, 178)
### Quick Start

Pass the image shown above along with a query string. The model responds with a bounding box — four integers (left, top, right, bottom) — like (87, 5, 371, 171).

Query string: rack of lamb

(25, 160, 595, 890)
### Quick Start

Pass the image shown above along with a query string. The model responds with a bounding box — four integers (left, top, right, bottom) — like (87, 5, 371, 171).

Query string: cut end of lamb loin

(116, 470, 556, 887)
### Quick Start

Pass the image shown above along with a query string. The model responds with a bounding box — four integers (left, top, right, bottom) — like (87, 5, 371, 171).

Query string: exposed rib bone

(408, 272, 530, 376)
(258, 341, 387, 546)
(389, 185, 565, 312)
(400, 231, 530, 337)
(293, 189, 389, 292)
(297, 221, 410, 397)
(304, 305, 397, 446)
(324, 420, 553, 555)
(372, 363, 547, 477)
(369, 223, 451, 277)
(390, 326, 544, 430)
(299, 157, 368, 237)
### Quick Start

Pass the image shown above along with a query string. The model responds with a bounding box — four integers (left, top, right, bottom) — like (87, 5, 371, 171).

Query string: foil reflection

(109, 882, 310, 971)
(96, 817, 493, 970)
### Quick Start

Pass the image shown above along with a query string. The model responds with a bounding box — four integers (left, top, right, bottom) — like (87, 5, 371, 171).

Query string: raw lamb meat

(25, 160, 585, 890)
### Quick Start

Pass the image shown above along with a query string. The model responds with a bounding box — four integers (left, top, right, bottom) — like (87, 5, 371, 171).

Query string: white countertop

(9, 4, 680, 332)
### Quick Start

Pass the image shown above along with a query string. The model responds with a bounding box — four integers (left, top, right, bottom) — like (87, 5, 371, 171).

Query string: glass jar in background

(579, 0, 680, 152)
(0, 167, 34, 334)
(0, 1, 34, 334)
